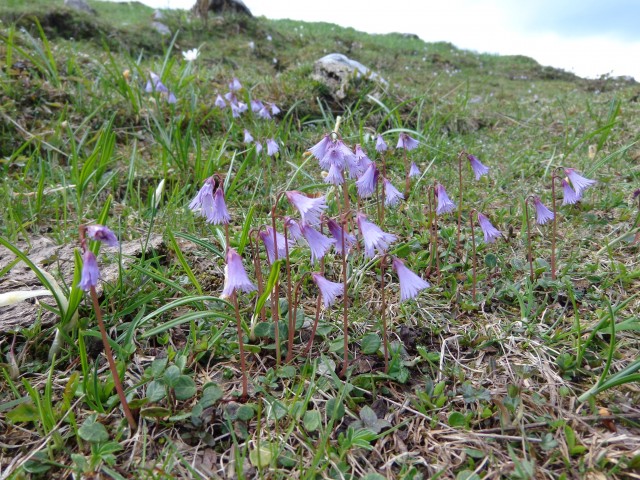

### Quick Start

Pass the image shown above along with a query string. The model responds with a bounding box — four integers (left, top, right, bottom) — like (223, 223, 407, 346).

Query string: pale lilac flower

(375, 135, 388, 152)
(229, 77, 242, 91)
(266, 138, 279, 156)
(250, 99, 264, 112)
(189, 178, 214, 216)
(409, 162, 421, 178)
(301, 223, 335, 264)
(78, 251, 100, 291)
(269, 103, 280, 115)
(167, 92, 177, 104)
(189, 177, 229, 224)
(182, 48, 199, 62)
(285, 191, 327, 225)
(383, 178, 404, 206)
(356, 163, 379, 198)
(564, 168, 596, 195)
(345, 152, 363, 179)
(145, 72, 166, 93)
(326, 218, 356, 255)
(357, 213, 397, 258)
(435, 183, 456, 215)
(309, 134, 332, 161)
(208, 188, 231, 225)
(354, 144, 372, 172)
(477, 213, 501, 243)
(284, 216, 303, 244)
(532, 196, 554, 225)
(243, 129, 254, 144)
(222, 248, 256, 297)
(258, 106, 272, 119)
(396, 133, 419, 151)
(230, 102, 241, 118)
(467, 154, 489, 180)
(324, 164, 344, 185)
(312, 273, 344, 308)
(236, 101, 248, 114)
(214, 94, 226, 109)
(224, 91, 237, 103)
(561, 178, 581, 205)
(86, 225, 119, 247)
(392, 257, 430, 301)
(259, 227, 287, 263)
(319, 143, 345, 170)
(255, 142, 263, 154)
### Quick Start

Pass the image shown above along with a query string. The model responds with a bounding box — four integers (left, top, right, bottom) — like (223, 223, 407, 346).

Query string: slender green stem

(231, 292, 248, 399)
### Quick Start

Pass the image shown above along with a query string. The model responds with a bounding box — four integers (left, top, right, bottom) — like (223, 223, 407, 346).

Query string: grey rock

(312, 53, 387, 101)
(151, 21, 171, 36)
(191, 0, 252, 17)
(152, 9, 164, 20)
(64, 0, 96, 15)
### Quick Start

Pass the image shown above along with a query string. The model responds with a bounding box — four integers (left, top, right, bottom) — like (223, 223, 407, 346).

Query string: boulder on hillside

(151, 21, 171, 35)
(64, 0, 97, 15)
(192, 0, 252, 18)
(312, 53, 387, 101)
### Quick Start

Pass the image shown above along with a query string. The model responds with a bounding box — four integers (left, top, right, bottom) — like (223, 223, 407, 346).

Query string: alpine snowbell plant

(222, 248, 256, 399)
(79, 224, 136, 431)
(396, 132, 419, 197)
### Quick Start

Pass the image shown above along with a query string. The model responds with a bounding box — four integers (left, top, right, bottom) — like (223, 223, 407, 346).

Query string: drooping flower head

(258, 105, 272, 120)
(309, 134, 332, 161)
(396, 133, 419, 151)
(259, 227, 287, 263)
(326, 218, 356, 255)
(250, 99, 264, 113)
(255, 142, 263, 154)
(375, 135, 388, 153)
(435, 183, 456, 215)
(145, 72, 167, 94)
(311, 273, 344, 308)
(222, 248, 256, 298)
(229, 77, 242, 91)
(391, 257, 430, 302)
(209, 188, 231, 225)
(467, 154, 489, 180)
(355, 163, 379, 199)
(284, 216, 303, 244)
(561, 178, 581, 206)
(266, 138, 279, 156)
(214, 94, 226, 109)
(86, 225, 119, 247)
(285, 191, 327, 226)
(269, 103, 281, 116)
(357, 213, 397, 258)
(354, 144, 372, 173)
(243, 129, 254, 144)
(324, 164, 344, 186)
(383, 178, 404, 207)
(476, 213, 501, 244)
(564, 168, 596, 195)
(532, 196, 554, 225)
(408, 162, 421, 178)
(319, 143, 345, 170)
(300, 223, 335, 264)
(188, 176, 230, 224)
(78, 250, 100, 291)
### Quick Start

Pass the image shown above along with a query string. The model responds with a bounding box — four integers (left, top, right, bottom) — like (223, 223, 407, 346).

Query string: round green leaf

(174, 375, 197, 400)
(303, 410, 321, 432)
(361, 333, 381, 354)
(78, 416, 109, 443)
(146, 380, 167, 402)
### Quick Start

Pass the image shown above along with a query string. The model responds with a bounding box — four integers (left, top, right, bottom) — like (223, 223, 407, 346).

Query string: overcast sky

(108, 0, 640, 80)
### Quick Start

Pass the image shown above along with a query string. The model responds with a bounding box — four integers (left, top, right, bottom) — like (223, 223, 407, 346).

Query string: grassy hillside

(1, 1, 639, 479)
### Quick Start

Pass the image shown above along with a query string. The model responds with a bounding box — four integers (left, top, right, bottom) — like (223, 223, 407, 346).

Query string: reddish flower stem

(340, 214, 350, 379)
(380, 254, 390, 374)
(551, 175, 558, 281)
(90, 287, 137, 431)
(525, 197, 535, 282)
(469, 210, 477, 303)
(456, 150, 465, 253)
(231, 292, 248, 399)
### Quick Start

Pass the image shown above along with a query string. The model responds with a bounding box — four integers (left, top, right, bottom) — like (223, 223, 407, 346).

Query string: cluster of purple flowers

(79, 225, 119, 291)
(188, 176, 231, 225)
(145, 72, 177, 104)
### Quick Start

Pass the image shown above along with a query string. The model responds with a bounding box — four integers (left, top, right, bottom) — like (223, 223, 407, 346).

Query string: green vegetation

(1, 1, 639, 478)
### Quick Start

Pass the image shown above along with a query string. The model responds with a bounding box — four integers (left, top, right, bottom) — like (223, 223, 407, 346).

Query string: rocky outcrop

(312, 53, 387, 101)
(192, 0, 253, 17)
(64, 0, 96, 15)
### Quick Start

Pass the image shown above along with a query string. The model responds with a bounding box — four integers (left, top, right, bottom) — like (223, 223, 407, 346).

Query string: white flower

(182, 48, 200, 62)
